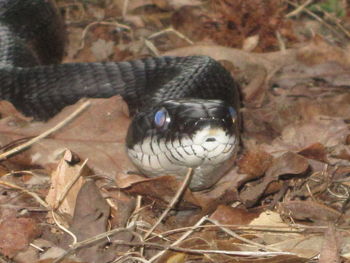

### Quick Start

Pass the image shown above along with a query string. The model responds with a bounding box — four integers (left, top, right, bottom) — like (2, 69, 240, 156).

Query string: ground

(1, 0, 350, 262)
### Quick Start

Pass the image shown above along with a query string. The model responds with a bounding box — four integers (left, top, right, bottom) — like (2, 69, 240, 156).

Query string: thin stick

(286, 0, 343, 38)
(148, 27, 194, 45)
(112, 240, 295, 256)
(79, 21, 131, 51)
(149, 215, 207, 262)
(52, 227, 134, 263)
(286, 0, 313, 18)
(206, 217, 282, 252)
(55, 158, 89, 210)
(0, 180, 49, 208)
(0, 101, 91, 161)
(144, 168, 193, 240)
(52, 210, 78, 245)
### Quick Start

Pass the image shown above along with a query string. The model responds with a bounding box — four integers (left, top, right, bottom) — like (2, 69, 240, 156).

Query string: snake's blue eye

(154, 108, 170, 128)
(228, 106, 237, 122)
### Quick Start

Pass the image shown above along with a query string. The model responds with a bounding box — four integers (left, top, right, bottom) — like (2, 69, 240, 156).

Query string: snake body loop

(0, 0, 241, 190)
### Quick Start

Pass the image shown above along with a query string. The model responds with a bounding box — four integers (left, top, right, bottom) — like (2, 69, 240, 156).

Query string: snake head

(126, 98, 240, 191)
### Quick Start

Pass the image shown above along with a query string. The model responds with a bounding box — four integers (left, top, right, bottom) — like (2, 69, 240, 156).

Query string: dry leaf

(0, 96, 134, 183)
(91, 39, 115, 61)
(319, 224, 341, 263)
(0, 217, 41, 258)
(210, 205, 260, 225)
(278, 201, 341, 223)
(240, 152, 309, 207)
(45, 150, 88, 217)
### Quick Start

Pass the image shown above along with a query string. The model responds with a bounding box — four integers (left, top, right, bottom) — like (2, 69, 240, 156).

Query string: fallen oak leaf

(45, 149, 89, 217)
(0, 96, 134, 182)
(237, 149, 273, 179)
(240, 152, 309, 207)
(0, 217, 41, 258)
(64, 180, 112, 263)
(125, 175, 201, 209)
(210, 205, 260, 225)
(298, 142, 328, 162)
(278, 201, 341, 223)
(262, 118, 348, 157)
(319, 224, 341, 263)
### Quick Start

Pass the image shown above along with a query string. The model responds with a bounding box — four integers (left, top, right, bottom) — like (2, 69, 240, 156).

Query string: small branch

(144, 168, 193, 240)
(286, 0, 343, 38)
(0, 180, 49, 208)
(52, 227, 135, 263)
(286, 0, 313, 18)
(0, 101, 91, 161)
(52, 210, 78, 245)
(79, 21, 131, 51)
(149, 215, 207, 262)
(206, 217, 282, 252)
(55, 158, 89, 210)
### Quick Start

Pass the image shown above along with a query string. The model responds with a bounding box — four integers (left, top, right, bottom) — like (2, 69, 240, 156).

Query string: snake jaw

(126, 99, 240, 191)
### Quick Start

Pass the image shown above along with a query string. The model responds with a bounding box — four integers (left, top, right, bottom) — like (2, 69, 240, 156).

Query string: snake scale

(0, 0, 241, 190)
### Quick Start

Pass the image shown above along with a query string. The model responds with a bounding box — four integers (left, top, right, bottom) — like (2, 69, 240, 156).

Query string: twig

(0, 101, 91, 161)
(206, 217, 282, 252)
(275, 31, 286, 52)
(29, 243, 45, 252)
(100, 239, 296, 257)
(0, 180, 49, 208)
(52, 210, 78, 245)
(149, 215, 207, 262)
(148, 27, 194, 45)
(286, 0, 343, 38)
(116, 256, 150, 263)
(79, 21, 131, 51)
(55, 158, 89, 210)
(314, 5, 350, 39)
(122, 0, 129, 18)
(144, 39, 160, 56)
(52, 227, 135, 263)
(286, 0, 313, 18)
(144, 168, 193, 240)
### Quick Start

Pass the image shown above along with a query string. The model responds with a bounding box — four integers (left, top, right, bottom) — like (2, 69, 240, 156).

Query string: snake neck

(0, 0, 66, 65)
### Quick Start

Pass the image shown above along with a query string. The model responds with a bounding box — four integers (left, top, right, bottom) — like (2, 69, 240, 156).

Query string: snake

(0, 0, 241, 191)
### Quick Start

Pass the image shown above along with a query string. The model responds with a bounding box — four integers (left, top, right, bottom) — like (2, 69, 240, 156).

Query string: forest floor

(1, 0, 350, 262)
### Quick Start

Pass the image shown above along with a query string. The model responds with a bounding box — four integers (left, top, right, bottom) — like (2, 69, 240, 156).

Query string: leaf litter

(1, 0, 350, 262)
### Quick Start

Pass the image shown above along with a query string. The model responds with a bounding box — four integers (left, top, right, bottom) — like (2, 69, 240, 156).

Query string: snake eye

(154, 108, 170, 129)
(228, 106, 237, 122)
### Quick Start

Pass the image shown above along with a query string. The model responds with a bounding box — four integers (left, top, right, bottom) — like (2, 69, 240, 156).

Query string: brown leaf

(210, 205, 260, 225)
(319, 224, 341, 263)
(237, 149, 273, 178)
(262, 119, 348, 156)
(0, 217, 41, 258)
(278, 201, 341, 223)
(67, 180, 113, 263)
(70, 180, 110, 241)
(125, 175, 201, 209)
(298, 142, 327, 162)
(46, 150, 88, 217)
(240, 152, 309, 207)
(153, 0, 202, 10)
(265, 152, 309, 179)
(0, 96, 134, 183)
(297, 36, 350, 68)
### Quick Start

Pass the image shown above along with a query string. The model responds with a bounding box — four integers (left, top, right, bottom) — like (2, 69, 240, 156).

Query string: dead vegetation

(1, 0, 350, 262)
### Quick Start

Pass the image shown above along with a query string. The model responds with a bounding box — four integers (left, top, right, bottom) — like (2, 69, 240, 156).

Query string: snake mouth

(127, 126, 238, 175)
(125, 99, 240, 190)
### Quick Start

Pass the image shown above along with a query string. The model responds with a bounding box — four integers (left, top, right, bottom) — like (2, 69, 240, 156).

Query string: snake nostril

(205, 137, 216, 142)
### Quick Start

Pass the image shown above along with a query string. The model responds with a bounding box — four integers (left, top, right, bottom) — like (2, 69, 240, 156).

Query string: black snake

(0, 0, 241, 190)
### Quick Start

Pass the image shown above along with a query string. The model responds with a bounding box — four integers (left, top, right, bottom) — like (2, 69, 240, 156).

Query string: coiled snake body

(0, 0, 240, 190)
